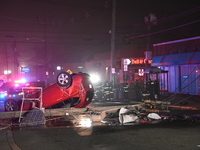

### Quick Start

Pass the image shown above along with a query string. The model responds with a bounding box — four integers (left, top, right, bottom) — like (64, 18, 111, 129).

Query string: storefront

(120, 58, 152, 84)
(152, 52, 200, 95)
(151, 36, 200, 95)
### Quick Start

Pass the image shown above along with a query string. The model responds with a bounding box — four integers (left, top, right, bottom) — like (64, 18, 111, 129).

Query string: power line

(156, 6, 200, 24)
(132, 6, 200, 27)
(125, 19, 200, 40)
(0, 15, 37, 24)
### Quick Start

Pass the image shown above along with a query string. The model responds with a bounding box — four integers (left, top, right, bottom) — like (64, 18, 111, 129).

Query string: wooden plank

(143, 100, 171, 105)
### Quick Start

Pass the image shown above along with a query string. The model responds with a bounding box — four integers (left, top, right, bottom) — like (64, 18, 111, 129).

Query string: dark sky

(0, 0, 199, 67)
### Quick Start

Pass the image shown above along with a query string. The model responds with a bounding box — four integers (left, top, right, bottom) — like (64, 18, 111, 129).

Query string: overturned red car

(41, 72, 94, 109)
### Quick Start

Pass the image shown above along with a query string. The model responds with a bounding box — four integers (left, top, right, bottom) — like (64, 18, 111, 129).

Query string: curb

(7, 130, 21, 150)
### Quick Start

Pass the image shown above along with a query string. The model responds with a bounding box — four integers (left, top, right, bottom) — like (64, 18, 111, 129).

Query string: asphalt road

(1, 100, 200, 150)
(9, 121, 200, 150)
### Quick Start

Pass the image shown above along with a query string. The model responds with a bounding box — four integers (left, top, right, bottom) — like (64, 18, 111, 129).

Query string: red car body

(40, 73, 94, 108)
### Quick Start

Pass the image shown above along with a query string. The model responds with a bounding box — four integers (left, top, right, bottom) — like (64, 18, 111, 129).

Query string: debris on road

(0, 99, 200, 129)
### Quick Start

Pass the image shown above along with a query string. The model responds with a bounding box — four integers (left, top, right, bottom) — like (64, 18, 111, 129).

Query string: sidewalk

(0, 118, 20, 150)
(0, 130, 13, 150)
(164, 94, 200, 109)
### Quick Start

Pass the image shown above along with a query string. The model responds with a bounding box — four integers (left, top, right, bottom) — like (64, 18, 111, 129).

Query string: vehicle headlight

(90, 74, 100, 84)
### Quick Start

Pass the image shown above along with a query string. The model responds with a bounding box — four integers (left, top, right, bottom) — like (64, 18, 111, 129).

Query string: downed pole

(0, 105, 129, 119)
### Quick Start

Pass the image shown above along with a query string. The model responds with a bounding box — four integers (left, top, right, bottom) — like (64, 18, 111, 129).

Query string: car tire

(57, 72, 72, 88)
(5, 99, 19, 111)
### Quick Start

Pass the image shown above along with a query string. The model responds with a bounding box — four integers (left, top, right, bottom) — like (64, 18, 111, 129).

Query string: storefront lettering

(131, 59, 152, 64)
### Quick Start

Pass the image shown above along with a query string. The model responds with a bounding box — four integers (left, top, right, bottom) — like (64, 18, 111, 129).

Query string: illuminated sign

(138, 69, 144, 76)
(123, 59, 131, 65)
(124, 65, 128, 71)
(123, 58, 153, 71)
(123, 59, 131, 71)
(130, 58, 152, 65)
(21, 67, 30, 73)
(78, 66, 83, 69)
(112, 68, 115, 74)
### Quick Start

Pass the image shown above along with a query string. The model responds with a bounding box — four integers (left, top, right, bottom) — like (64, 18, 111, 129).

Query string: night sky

(0, 0, 200, 70)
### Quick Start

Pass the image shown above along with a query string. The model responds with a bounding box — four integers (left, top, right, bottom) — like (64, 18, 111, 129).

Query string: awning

(190, 52, 200, 64)
(151, 56, 163, 66)
(151, 52, 200, 66)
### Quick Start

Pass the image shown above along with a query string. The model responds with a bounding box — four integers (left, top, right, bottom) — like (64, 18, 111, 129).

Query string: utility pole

(13, 41, 18, 79)
(43, 17, 48, 85)
(4, 35, 18, 81)
(110, 0, 116, 83)
(4, 42, 9, 81)
(37, 17, 51, 85)
(144, 13, 157, 82)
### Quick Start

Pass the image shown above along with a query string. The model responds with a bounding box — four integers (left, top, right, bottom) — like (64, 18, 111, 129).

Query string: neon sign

(130, 58, 152, 65)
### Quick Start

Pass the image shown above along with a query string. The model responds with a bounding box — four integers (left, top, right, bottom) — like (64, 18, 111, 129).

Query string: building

(151, 36, 200, 95)
(82, 47, 149, 87)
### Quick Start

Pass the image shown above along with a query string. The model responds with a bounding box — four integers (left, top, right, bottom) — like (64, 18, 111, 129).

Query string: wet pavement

(2, 120, 200, 150)
(1, 98, 200, 150)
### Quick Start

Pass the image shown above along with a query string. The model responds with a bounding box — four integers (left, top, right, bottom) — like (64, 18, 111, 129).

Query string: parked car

(0, 81, 27, 111)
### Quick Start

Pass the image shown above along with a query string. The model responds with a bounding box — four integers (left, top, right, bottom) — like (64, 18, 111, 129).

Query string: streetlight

(4, 70, 11, 75)
(56, 66, 61, 71)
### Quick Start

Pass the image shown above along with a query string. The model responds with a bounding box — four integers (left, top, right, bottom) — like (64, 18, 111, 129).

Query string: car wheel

(5, 100, 19, 111)
(57, 72, 72, 88)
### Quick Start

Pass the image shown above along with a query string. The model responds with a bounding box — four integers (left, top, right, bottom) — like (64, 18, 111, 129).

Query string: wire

(0, 15, 37, 24)
(156, 6, 200, 24)
(163, 70, 200, 103)
(125, 19, 200, 40)
(132, 6, 200, 27)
